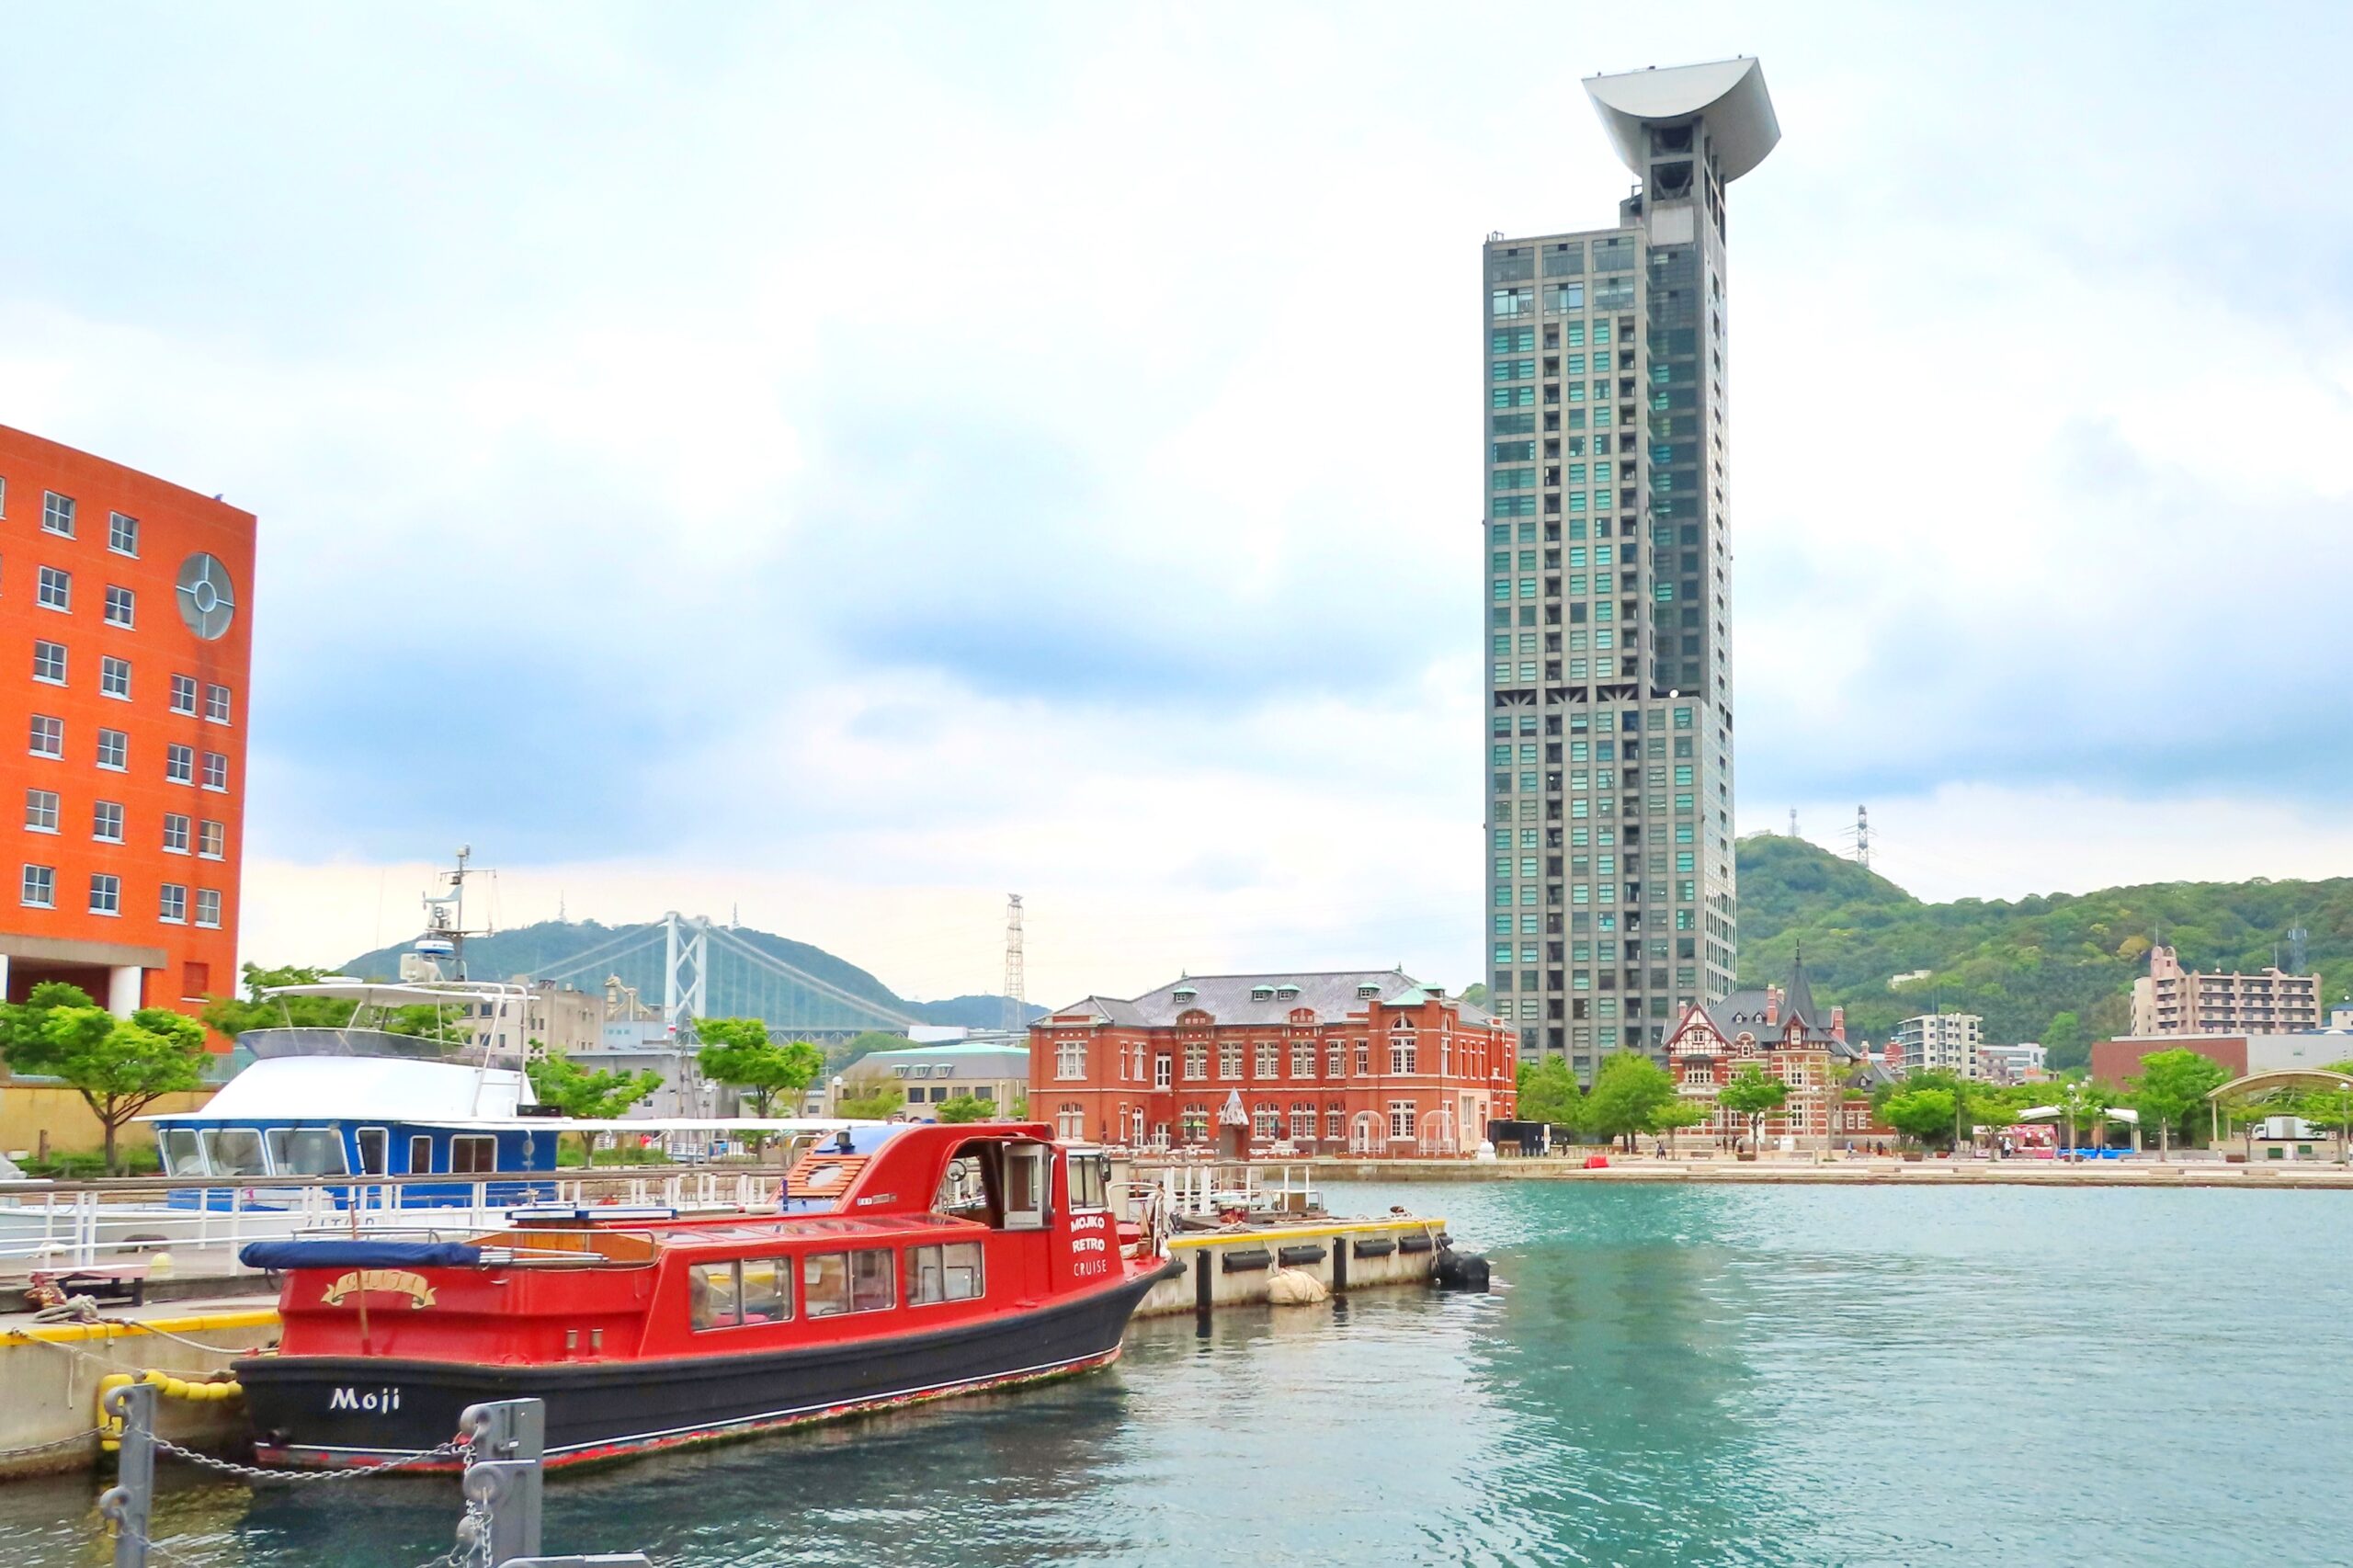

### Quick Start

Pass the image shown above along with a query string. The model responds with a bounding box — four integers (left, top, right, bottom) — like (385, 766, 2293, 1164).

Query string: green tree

(1645, 1096, 1709, 1153)
(1583, 1052, 1676, 1152)
(526, 1050, 666, 1161)
(835, 1070, 905, 1120)
(2042, 1012, 2086, 1074)
(2125, 1050, 2230, 1160)
(1715, 1062, 1790, 1154)
(696, 1020, 824, 1117)
(1963, 1082, 2035, 1155)
(2058, 1076, 2113, 1157)
(1460, 983, 1492, 1010)
(1881, 1087, 1959, 1150)
(934, 1095, 994, 1124)
(199, 962, 358, 1039)
(1515, 1057, 1583, 1130)
(0, 989, 209, 1174)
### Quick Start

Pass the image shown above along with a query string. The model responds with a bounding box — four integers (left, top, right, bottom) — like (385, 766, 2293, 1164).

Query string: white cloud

(6, 3, 2350, 1007)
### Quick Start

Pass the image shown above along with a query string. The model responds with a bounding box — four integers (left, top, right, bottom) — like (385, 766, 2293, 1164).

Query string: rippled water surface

(6, 1182, 2349, 1566)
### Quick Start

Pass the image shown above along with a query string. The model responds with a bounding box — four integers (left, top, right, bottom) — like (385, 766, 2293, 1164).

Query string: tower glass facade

(1483, 60, 1778, 1077)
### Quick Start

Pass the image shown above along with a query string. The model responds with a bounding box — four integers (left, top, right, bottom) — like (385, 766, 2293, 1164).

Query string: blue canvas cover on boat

(238, 1240, 483, 1270)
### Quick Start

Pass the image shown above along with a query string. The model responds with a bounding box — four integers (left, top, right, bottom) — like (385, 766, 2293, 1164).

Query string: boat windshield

(160, 1128, 206, 1176)
(266, 1127, 350, 1176)
(203, 1128, 269, 1178)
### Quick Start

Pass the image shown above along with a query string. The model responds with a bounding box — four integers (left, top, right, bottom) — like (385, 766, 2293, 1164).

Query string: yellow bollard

(96, 1373, 133, 1452)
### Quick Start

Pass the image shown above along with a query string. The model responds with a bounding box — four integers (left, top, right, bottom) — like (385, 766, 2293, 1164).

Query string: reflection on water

(3, 1183, 2347, 1566)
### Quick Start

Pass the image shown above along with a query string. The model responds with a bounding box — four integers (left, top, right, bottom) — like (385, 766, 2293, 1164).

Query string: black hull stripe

(281, 1346, 1118, 1460)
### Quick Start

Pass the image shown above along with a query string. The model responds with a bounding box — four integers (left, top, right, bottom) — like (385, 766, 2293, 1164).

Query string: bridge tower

(663, 912, 709, 1037)
(1002, 894, 1025, 1033)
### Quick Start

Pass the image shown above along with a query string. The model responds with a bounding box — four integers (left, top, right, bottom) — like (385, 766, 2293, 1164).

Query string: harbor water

(4, 1180, 2347, 1566)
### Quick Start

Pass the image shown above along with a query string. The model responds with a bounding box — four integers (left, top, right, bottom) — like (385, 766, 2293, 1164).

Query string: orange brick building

(1, 426, 254, 1039)
(1029, 970, 1518, 1155)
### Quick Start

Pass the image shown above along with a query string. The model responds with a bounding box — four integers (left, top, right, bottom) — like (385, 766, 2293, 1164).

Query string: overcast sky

(6, 2, 2350, 1005)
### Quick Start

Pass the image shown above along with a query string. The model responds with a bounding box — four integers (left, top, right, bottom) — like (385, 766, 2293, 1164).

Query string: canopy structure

(260, 979, 528, 1006)
(1582, 57, 1781, 182)
(2207, 1068, 2353, 1100)
(2017, 1106, 2140, 1125)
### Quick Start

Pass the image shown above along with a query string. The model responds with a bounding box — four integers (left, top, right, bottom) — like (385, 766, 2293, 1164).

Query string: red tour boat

(234, 1122, 1180, 1469)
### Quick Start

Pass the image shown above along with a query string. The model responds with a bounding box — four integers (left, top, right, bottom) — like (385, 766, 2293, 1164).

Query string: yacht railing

(0, 1166, 793, 1274)
(1127, 1161, 1324, 1220)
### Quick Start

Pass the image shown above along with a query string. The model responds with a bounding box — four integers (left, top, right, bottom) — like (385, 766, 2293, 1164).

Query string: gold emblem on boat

(321, 1269, 437, 1310)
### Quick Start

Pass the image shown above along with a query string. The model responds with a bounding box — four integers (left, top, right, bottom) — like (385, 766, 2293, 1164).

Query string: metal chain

(0, 1426, 102, 1460)
(151, 1431, 471, 1483)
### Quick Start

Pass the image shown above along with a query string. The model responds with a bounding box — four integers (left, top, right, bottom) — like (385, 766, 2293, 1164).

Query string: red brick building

(1665, 960, 1892, 1149)
(2, 426, 254, 1039)
(1029, 970, 1518, 1155)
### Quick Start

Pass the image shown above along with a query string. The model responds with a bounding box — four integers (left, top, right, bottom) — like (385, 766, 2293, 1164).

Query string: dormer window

(1250, 985, 1274, 1001)
(1358, 983, 1381, 999)
(1173, 986, 1198, 1002)
(1275, 984, 1300, 1000)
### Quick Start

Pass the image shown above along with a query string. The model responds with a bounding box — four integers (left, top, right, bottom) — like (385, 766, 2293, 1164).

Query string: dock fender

(1432, 1247, 1492, 1293)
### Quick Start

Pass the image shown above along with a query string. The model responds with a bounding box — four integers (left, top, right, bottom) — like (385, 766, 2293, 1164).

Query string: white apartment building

(1893, 1012, 1982, 1078)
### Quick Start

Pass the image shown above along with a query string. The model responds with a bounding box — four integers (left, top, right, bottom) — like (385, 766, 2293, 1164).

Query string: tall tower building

(1482, 59, 1779, 1077)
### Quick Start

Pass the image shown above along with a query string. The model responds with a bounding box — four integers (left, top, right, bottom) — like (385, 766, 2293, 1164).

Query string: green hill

(1733, 835, 2353, 1068)
(336, 919, 1041, 1032)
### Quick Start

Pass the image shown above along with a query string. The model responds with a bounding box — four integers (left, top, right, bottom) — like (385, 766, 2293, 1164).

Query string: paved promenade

(1310, 1153, 2353, 1188)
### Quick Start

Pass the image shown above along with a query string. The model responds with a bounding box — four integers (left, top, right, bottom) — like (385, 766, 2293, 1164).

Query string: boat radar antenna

(416, 845, 497, 981)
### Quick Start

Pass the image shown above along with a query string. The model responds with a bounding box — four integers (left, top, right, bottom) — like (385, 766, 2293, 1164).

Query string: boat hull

(238, 1259, 1181, 1470)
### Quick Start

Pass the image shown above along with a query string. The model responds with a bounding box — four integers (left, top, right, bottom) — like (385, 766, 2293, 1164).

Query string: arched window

(1251, 1103, 1280, 1140)
(1389, 1024, 1418, 1074)
(1289, 1102, 1315, 1140)
(1180, 1104, 1209, 1142)
(1056, 1103, 1085, 1140)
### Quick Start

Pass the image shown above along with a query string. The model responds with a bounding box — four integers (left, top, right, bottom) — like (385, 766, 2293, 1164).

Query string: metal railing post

(97, 1379, 158, 1568)
(459, 1398, 545, 1566)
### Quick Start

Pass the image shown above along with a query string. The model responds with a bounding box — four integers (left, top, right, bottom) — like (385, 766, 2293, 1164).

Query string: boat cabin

(267, 1122, 1138, 1367)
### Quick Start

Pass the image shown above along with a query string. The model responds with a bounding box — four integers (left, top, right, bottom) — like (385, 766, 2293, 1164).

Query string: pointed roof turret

(1785, 945, 1819, 1030)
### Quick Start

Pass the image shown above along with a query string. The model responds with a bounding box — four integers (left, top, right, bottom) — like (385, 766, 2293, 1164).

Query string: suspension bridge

(529, 913, 923, 1040)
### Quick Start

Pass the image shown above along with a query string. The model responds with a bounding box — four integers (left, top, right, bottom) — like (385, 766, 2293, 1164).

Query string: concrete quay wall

(0, 1306, 275, 1479)
(1136, 1217, 1449, 1318)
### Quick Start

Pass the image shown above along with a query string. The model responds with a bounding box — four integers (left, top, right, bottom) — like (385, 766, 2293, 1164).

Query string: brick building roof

(1046, 970, 1497, 1029)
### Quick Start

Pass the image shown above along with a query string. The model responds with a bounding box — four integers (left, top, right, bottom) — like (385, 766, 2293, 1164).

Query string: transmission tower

(1788, 807, 1799, 839)
(1002, 894, 1026, 1033)
(2290, 925, 2310, 973)
(1853, 804, 1870, 869)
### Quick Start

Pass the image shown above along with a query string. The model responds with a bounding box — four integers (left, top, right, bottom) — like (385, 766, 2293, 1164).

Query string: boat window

(357, 1129, 388, 1176)
(908, 1242, 984, 1305)
(450, 1135, 497, 1175)
(803, 1249, 895, 1316)
(688, 1262, 740, 1331)
(1002, 1144, 1048, 1231)
(1069, 1152, 1110, 1211)
(409, 1134, 435, 1174)
(688, 1259, 793, 1332)
(204, 1128, 267, 1177)
(160, 1128, 206, 1176)
(269, 1128, 348, 1176)
(740, 1258, 790, 1323)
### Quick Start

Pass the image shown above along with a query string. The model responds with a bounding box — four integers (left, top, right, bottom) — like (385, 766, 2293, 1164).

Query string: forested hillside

(1733, 835, 2353, 1069)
